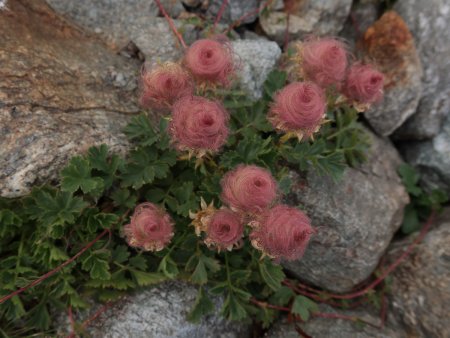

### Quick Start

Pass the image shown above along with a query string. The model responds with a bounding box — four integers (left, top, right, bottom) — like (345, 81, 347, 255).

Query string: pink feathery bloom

(140, 62, 194, 110)
(169, 96, 229, 155)
(220, 165, 278, 214)
(204, 209, 244, 251)
(268, 82, 326, 140)
(343, 63, 384, 104)
(123, 203, 174, 252)
(250, 205, 313, 261)
(300, 37, 348, 87)
(184, 38, 235, 87)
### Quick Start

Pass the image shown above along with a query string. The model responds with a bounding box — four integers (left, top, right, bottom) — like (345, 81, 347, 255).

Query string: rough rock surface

(231, 39, 282, 100)
(46, 0, 196, 63)
(400, 114, 450, 194)
(386, 209, 450, 338)
(260, 0, 352, 45)
(339, 0, 380, 47)
(361, 11, 422, 136)
(393, 0, 450, 140)
(0, 0, 142, 197)
(283, 131, 409, 293)
(57, 281, 250, 338)
(266, 305, 405, 338)
(207, 0, 259, 25)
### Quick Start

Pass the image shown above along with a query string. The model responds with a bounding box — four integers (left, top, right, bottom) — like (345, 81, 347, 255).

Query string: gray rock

(0, 0, 141, 197)
(0, 0, 7, 10)
(361, 11, 423, 136)
(260, 0, 352, 45)
(231, 39, 281, 100)
(393, 0, 450, 140)
(386, 209, 450, 338)
(283, 131, 409, 293)
(207, 0, 259, 25)
(57, 281, 250, 338)
(154, 0, 185, 18)
(339, 0, 380, 46)
(46, 0, 196, 63)
(266, 305, 405, 338)
(400, 114, 450, 194)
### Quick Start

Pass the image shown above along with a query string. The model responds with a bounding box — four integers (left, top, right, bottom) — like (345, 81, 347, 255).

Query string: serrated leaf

(124, 114, 158, 146)
(291, 295, 318, 321)
(259, 258, 285, 291)
(61, 157, 104, 195)
(187, 287, 214, 323)
(129, 256, 147, 270)
(111, 188, 137, 208)
(398, 164, 421, 197)
(191, 258, 208, 285)
(264, 70, 287, 97)
(0, 209, 22, 238)
(158, 255, 179, 278)
(269, 286, 295, 306)
(223, 293, 248, 321)
(112, 245, 130, 264)
(130, 269, 166, 286)
(90, 259, 111, 280)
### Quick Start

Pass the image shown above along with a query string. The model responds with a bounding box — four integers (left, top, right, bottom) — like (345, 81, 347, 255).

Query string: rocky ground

(1, 0, 449, 337)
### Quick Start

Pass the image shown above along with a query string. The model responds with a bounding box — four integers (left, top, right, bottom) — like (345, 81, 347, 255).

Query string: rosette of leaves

(0, 70, 371, 335)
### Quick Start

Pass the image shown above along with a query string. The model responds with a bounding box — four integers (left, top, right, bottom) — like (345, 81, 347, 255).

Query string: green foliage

(0, 70, 371, 335)
(398, 163, 448, 234)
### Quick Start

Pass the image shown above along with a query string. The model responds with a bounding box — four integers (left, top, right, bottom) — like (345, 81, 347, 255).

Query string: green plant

(0, 70, 369, 336)
(398, 163, 448, 234)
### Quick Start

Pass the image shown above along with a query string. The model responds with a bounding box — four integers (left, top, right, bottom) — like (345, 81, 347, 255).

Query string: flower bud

(220, 165, 278, 214)
(250, 205, 313, 261)
(169, 96, 229, 156)
(184, 38, 235, 87)
(268, 82, 326, 140)
(140, 62, 194, 110)
(124, 203, 174, 252)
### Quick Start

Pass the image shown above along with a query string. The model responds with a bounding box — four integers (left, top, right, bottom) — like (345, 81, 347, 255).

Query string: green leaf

(401, 204, 420, 234)
(61, 156, 104, 195)
(398, 164, 422, 197)
(264, 70, 287, 97)
(269, 286, 295, 306)
(111, 188, 137, 208)
(259, 258, 285, 291)
(158, 255, 179, 278)
(82, 253, 111, 280)
(124, 114, 158, 146)
(130, 269, 166, 286)
(112, 245, 130, 264)
(223, 293, 248, 321)
(188, 287, 214, 323)
(0, 209, 22, 238)
(291, 295, 318, 321)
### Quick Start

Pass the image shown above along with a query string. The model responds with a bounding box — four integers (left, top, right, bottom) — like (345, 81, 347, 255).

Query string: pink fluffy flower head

(299, 37, 348, 87)
(123, 203, 174, 252)
(220, 165, 278, 214)
(140, 62, 194, 110)
(204, 209, 244, 251)
(250, 205, 313, 261)
(343, 63, 384, 105)
(269, 82, 326, 140)
(184, 38, 235, 87)
(169, 96, 229, 157)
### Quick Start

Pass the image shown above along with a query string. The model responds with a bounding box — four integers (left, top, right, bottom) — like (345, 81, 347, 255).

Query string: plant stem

(154, 0, 187, 49)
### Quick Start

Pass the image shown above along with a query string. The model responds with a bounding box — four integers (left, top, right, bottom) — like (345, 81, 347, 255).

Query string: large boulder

(260, 0, 352, 45)
(361, 11, 422, 136)
(393, 0, 450, 140)
(0, 0, 141, 197)
(283, 131, 409, 293)
(386, 209, 450, 338)
(231, 39, 282, 100)
(57, 281, 250, 337)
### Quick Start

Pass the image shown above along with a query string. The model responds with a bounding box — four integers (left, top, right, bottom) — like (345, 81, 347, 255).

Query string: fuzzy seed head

(343, 63, 384, 105)
(124, 203, 174, 252)
(204, 209, 244, 251)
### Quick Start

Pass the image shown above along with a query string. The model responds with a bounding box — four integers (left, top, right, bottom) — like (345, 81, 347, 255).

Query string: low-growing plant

(0, 6, 388, 335)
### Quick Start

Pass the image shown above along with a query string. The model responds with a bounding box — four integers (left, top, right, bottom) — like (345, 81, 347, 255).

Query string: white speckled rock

(283, 131, 409, 293)
(393, 0, 450, 140)
(260, 0, 352, 45)
(231, 39, 282, 100)
(57, 281, 250, 338)
(207, 0, 259, 25)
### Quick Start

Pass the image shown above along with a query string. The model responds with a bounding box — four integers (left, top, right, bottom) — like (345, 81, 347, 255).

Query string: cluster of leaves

(397, 163, 448, 234)
(0, 70, 370, 336)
